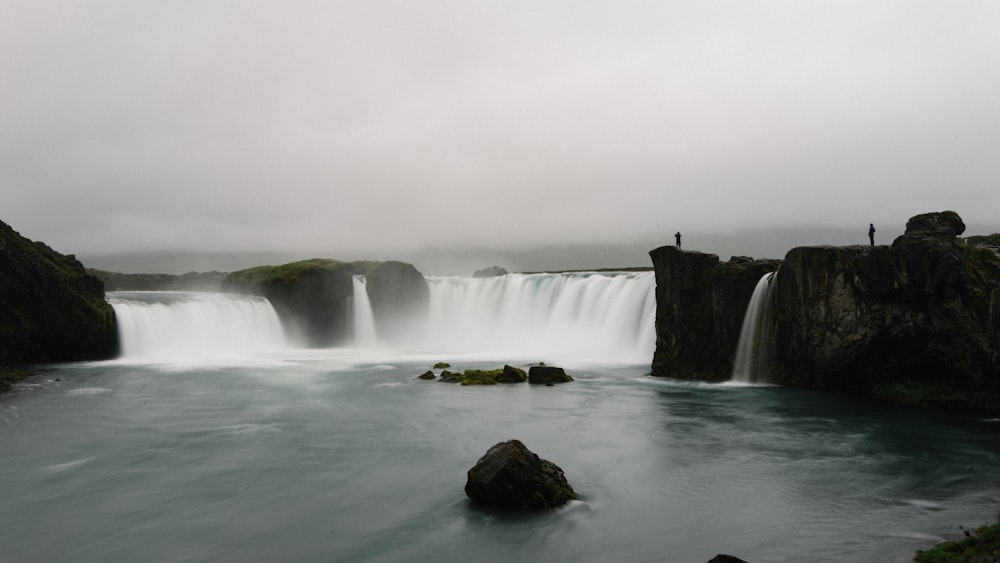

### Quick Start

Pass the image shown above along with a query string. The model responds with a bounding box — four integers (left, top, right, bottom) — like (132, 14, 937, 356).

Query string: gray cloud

(2, 1, 998, 265)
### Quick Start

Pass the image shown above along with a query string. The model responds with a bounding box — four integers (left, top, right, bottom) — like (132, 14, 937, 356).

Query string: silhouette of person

(675, 232, 681, 250)
(868, 223, 875, 246)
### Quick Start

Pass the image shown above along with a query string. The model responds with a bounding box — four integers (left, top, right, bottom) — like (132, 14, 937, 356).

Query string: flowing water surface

(2, 354, 999, 562)
(2, 281, 999, 562)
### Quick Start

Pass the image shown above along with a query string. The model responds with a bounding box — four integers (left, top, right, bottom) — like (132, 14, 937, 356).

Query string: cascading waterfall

(352, 275, 377, 347)
(415, 271, 657, 363)
(108, 291, 288, 359)
(731, 271, 777, 383)
(108, 271, 655, 363)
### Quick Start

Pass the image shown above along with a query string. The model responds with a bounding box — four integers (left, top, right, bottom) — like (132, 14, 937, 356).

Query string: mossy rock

(222, 259, 354, 347)
(433, 362, 451, 369)
(0, 220, 118, 366)
(914, 516, 1000, 562)
(528, 366, 574, 384)
(418, 371, 436, 380)
(497, 365, 527, 383)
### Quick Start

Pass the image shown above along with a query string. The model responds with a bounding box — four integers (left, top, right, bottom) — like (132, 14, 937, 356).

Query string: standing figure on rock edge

(868, 223, 876, 246)
(675, 231, 682, 250)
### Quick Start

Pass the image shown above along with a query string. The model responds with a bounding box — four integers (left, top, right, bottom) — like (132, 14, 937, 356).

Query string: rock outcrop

(473, 265, 508, 278)
(222, 259, 354, 347)
(527, 366, 574, 384)
(648, 247, 779, 381)
(363, 260, 430, 343)
(773, 211, 1000, 408)
(465, 440, 577, 510)
(0, 220, 119, 369)
(649, 211, 1000, 409)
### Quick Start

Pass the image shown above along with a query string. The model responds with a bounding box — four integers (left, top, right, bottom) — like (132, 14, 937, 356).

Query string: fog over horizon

(3, 1, 998, 272)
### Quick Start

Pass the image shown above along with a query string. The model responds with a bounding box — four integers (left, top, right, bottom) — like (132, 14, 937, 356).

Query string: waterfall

(732, 272, 777, 383)
(352, 276, 377, 346)
(108, 292, 287, 359)
(417, 271, 656, 363)
(108, 271, 656, 364)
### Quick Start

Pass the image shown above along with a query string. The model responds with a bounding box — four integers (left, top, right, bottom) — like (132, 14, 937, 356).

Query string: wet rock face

(222, 259, 354, 347)
(364, 260, 429, 343)
(648, 211, 1000, 409)
(465, 440, 577, 510)
(774, 215, 998, 403)
(647, 247, 779, 381)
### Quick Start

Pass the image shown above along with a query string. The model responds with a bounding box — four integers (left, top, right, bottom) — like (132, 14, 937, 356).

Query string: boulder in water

(418, 371, 436, 380)
(496, 364, 527, 383)
(528, 366, 574, 384)
(707, 556, 748, 563)
(465, 439, 576, 510)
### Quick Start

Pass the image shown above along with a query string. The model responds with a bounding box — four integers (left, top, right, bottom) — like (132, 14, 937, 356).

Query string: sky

(2, 1, 998, 273)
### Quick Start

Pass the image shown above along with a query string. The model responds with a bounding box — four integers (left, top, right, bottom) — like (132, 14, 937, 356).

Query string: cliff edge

(0, 220, 119, 370)
(650, 211, 1000, 409)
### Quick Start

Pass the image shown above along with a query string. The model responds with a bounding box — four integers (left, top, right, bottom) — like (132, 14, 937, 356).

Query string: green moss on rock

(0, 220, 118, 369)
(915, 517, 1000, 563)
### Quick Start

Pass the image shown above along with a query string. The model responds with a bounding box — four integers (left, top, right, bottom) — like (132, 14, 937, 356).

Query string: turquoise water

(2, 352, 998, 562)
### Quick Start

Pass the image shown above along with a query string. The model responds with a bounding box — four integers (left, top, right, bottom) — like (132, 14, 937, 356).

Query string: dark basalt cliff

(222, 259, 354, 347)
(221, 259, 430, 346)
(363, 260, 430, 343)
(649, 211, 1000, 409)
(648, 248, 779, 380)
(0, 220, 119, 368)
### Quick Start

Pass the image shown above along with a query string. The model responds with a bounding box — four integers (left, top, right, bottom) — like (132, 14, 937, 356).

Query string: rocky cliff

(222, 259, 354, 347)
(363, 260, 430, 343)
(773, 211, 1000, 408)
(649, 211, 1000, 409)
(648, 247, 779, 380)
(221, 258, 430, 346)
(90, 270, 227, 291)
(0, 220, 119, 368)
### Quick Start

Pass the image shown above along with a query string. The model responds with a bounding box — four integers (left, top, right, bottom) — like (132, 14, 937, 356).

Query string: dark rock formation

(364, 260, 429, 343)
(527, 366, 575, 384)
(648, 247, 779, 381)
(222, 259, 354, 347)
(649, 211, 1000, 409)
(773, 212, 999, 408)
(706, 556, 748, 563)
(497, 364, 527, 383)
(473, 265, 508, 278)
(465, 439, 576, 510)
(418, 370, 436, 380)
(435, 367, 526, 385)
(90, 269, 227, 291)
(0, 220, 119, 369)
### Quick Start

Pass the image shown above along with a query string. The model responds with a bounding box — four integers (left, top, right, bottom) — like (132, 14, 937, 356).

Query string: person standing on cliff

(868, 223, 875, 246)
(675, 232, 682, 250)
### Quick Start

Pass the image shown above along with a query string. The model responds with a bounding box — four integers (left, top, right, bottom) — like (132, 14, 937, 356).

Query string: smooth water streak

(732, 271, 777, 383)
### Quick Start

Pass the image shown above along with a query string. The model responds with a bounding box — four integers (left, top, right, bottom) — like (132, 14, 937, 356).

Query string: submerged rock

(465, 439, 576, 510)
(528, 366, 574, 384)
(707, 556, 748, 563)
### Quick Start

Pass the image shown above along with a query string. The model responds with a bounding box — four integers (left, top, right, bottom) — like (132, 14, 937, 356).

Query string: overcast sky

(2, 1, 998, 266)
